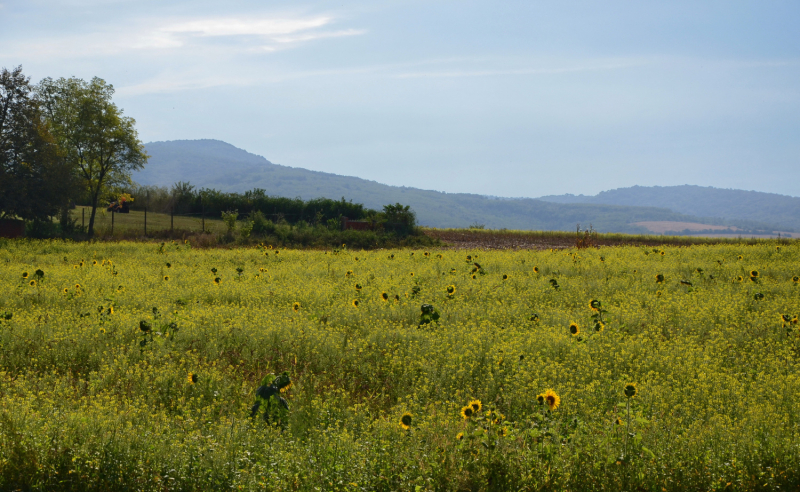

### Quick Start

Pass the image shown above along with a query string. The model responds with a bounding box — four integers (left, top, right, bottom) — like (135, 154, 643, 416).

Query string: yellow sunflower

(460, 406, 474, 419)
(737, 255, 743, 260)
(293, 302, 300, 312)
(446, 285, 456, 295)
(589, 299, 601, 311)
(456, 432, 464, 441)
(750, 270, 759, 278)
(163, 276, 169, 281)
(187, 373, 198, 384)
(655, 274, 665, 283)
(355, 283, 362, 291)
(792, 276, 799, 283)
(399, 412, 412, 430)
(21, 272, 28, 279)
(624, 383, 638, 398)
(533, 266, 539, 273)
(469, 399, 482, 413)
(352, 299, 360, 308)
(502, 274, 509, 280)
(569, 322, 580, 336)
(543, 389, 560, 411)
(380, 292, 389, 301)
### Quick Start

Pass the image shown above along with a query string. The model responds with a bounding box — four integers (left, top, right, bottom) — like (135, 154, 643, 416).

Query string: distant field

(633, 220, 799, 238)
(70, 206, 226, 235)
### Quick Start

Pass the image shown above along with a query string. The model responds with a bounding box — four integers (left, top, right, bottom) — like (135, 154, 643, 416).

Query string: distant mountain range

(133, 139, 796, 234)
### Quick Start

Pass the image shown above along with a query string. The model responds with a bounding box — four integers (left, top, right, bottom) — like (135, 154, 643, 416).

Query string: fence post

(144, 207, 147, 235)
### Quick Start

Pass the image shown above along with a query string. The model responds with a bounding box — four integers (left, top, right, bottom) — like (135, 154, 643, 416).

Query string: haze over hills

(134, 140, 794, 234)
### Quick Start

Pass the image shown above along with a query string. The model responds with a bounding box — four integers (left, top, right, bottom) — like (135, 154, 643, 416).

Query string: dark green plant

(250, 372, 292, 426)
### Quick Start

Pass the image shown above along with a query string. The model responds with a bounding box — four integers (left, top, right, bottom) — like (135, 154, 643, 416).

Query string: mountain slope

(538, 185, 800, 231)
(133, 140, 781, 233)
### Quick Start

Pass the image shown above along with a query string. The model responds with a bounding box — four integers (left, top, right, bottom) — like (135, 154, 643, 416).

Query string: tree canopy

(0, 66, 78, 221)
(37, 76, 147, 236)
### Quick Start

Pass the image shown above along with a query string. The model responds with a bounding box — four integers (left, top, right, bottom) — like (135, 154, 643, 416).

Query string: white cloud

(163, 16, 332, 37)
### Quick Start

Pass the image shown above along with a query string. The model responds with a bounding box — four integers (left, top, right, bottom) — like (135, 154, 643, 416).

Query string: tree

(37, 76, 148, 236)
(0, 66, 78, 221)
(382, 203, 417, 236)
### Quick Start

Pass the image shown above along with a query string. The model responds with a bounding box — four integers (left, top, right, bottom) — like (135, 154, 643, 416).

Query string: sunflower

(100, 328, 106, 334)
(92, 260, 98, 266)
(543, 389, 560, 410)
(615, 417, 623, 426)
(166, 263, 171, 268)
(750, 270, 759, 278)
(163, 276, 169, 281)
(62, 288, 69, 294)
(536, 394, 545, 406)
(792, 276, 799, 283)
(737, 255, 743, 260)
(469, 399, 482, 413)
(594, 321, 605, 332)
(530, 313, 539, 322)
(355, 283, 362, 291)
(735, 276, 743, 282)
(499, 427, 508, 437)
(436, 254, 443, 259)
(394, 294, 400, 302)
(502, 274, 509, 280)
(75, 283, 81, 290)
(22, 272, 28, 279)
(410, 272, 414, 277)
(776, 246, 781, 252)
(293, 302, 301, 312)
(214, 277, 221, 285)
(655, 290, 662, 297)
(274, 250, 279, 255)
(381, 292, 389, 301)
(456, 432, 464, 441)
(792, 316, 798, 325)
(782, 314, 792, 326)
(352, 299, 360, 308)
(655, 274, 665, 283)
(624, 383, 638, 398)
(107, 306, 114, 315)
(589, 299, 601, 311)
(346, 270, 353, 277)
(660, 251, 665, 256)
(569, 322, 580, 336)
(460, 406, 474, 419)
(399, 412, 412, 430)
(29, 280, 36, 286)
(446, 285, 456, 295)
(187, 373, 198, 384)
(449, 268, 456, 274)
(466, 255, 472, 261)
(471, 274, 477, 280)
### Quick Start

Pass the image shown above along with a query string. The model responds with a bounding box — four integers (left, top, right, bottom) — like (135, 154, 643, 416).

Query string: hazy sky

(2, 1, 799, 197)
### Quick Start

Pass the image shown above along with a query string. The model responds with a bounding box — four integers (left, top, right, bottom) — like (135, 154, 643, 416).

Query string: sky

(2, 0, 799, 198)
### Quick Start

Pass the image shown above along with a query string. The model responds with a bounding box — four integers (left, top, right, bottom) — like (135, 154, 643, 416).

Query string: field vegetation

(1, 239, 799, 490)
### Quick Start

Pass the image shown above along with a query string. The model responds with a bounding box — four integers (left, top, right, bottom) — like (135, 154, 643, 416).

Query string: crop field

(1, 239, 799, 491)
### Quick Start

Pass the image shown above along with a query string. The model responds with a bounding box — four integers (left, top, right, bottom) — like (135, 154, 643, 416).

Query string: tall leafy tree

(0, 66, 78, 221)
(37, 76, 148, 236)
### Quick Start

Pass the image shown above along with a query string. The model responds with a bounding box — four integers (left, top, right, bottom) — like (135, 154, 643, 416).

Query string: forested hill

(134, 140, 783, 233)
(538, 185, 800, 231)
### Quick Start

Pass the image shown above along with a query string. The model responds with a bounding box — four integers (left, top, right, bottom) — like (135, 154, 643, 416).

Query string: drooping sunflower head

(624, 383, 638, 398)
(355, 283, 362, 291)
(594, 321, 605, 332)
(293, 302, 300, 312)
(543, 389, 560, 411)
(655, 274, 665, 283)
(214, 277, 221, 285)
(400, 412, 412, 430)
(469, 399, 482, 413)
(466, 255, 472, 261)
(589, 299, 601, 311)
(446, 285, 456, 295)
(533, 266, 539, 273)
(750, 270, 759, 278)
(530, 313, 539, 322)
(187, 373, 198, 384)
(381, 292, 389, 301)
(782, 314, 792, 324)
(460, 406, 474, 419)
(436, 254, 443, 259)
(22, 272, 28, 279)
(569, 323, 580, 336)
(352, 299, 360, 308)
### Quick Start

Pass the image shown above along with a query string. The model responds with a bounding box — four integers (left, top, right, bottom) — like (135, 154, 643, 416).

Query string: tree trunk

(87, 190, 100, 237)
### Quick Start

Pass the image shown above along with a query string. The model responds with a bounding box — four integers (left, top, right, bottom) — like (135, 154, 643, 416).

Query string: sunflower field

(0, 239, 799, 491)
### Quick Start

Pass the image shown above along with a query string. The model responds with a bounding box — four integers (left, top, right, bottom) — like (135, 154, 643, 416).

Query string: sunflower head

(399, 412, 412, 430)
(410, 272, 414, 277)
(436, 254, 443, 259)
(293, 302, 300, 312)
(29, 280, 35, 286)
(624, 383, 638, 398)
(536, 394, 545, 406)
(381, 292, 389, 301)
(543, 389, 560, 410)
(589, 299, 601, 311)
(75, 283, 81, 290)
(530, 313, 539, 322)
(187, 373, 198, 384)
(750, 270, 759, 278)
(471, 274, 477, 280)
(736, 276, 743, 282)
(163, 276, 169, 281)
(469, 399, 482, 413)
(569, 323, 580, 336)
(456, 432, 464, 441)
(355, 283, 362, 291)
(792, 276, 799, 283)
(533, 266, 539, 273)
(460, 406, 474, 419)
(63, 288, 69, 294)
(352, 299, 359, 308)
(446, 285, 456, 295)
(214, 277, 221, 285)
(660, 251, 665, 256)
(424, 252, 430, 257)
(502, 274, 509, 280)
(737, 255, 743, 260)
(594, 321, 605, 332)
(655, 274, 665, 283)
(615, 417, 623, 425)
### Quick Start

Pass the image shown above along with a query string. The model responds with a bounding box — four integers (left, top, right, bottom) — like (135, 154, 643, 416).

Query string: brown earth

(633, 221, 736, 233)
